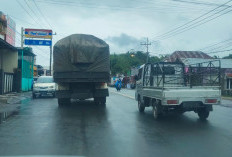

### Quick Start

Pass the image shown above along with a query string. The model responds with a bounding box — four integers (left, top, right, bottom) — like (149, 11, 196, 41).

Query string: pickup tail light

(167, 100, 178, 104)
(205, 99, 217, 103)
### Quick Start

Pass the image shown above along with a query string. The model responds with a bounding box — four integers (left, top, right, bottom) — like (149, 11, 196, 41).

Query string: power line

(205, 41, 232, 52)
(8, 15, 38, 27)
(155, 5, 232, 41)
(206, 48, 232, 54)
(172, 0, 230, 7)
(168, 8, 232, 39)
(35, 0, 212, 14)
(23, 0, 46, 28)
(32, 0, 53, 29)
(151, 0, 232, 41)
(198, 38, 232, 50)
(16, 0, 44, 28)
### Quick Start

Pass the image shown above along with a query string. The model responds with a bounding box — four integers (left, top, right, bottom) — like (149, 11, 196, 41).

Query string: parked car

(32, 76, 56, 98)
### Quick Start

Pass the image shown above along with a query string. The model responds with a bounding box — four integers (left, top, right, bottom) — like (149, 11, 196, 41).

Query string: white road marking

(110, 90, 135, 100)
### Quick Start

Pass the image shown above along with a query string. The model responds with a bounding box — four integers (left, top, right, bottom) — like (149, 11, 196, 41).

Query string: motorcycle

(116, 83, 121, 91)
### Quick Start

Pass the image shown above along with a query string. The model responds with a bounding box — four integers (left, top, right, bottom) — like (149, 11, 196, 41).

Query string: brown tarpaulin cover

(53, 34, 110, 74)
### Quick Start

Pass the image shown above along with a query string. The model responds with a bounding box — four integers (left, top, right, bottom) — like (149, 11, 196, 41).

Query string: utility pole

(21, 27, 24, 49)
(21, 27, 24, 79)
(50, 32, 56, 76)
(49, 41, 52, 76)
(141, 38, 151, 63)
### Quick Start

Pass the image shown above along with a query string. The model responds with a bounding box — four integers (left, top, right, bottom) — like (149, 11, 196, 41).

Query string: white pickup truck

(135, 61, 221, 120)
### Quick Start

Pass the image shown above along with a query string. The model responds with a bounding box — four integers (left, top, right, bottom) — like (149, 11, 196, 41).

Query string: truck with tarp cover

(53, 34, 110, 106)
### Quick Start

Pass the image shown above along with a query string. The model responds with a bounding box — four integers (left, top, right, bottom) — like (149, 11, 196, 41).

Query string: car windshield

(37, 77, 54, 83)
(1, 0, 232, 157)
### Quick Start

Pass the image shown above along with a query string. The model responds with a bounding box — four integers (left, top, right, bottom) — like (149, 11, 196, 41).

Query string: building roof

(165, 51, 213, 62)
(17, 47, 36, 56)
(181, 58, 232, 69)
(0, 38, 17, 51)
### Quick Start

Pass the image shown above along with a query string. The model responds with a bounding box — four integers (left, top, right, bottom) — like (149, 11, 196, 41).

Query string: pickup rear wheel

(138, 99, 145, 112)
(153, 101, 162, 120)
(198, 108, 209, 120)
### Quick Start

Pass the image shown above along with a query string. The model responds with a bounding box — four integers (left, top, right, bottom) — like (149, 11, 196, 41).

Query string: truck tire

(138, 98, 145, 112)
(58, 98, 70, 107)
(94, 97, 106, 105)
(198, 108, 209, 120)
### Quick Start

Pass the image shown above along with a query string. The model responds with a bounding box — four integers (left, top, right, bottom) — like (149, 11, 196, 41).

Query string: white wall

(0, 48, 18, 73)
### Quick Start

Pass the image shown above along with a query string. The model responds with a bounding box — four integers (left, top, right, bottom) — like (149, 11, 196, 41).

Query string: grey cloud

(106, 33, 141, 47)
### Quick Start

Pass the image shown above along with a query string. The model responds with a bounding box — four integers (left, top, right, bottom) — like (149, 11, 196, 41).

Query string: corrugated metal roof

(166, 51, 213, 62)
(181, 58, 232, 69)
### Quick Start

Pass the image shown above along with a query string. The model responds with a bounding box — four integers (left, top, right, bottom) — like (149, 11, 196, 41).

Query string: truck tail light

(205, 99, 217, 103)
(96, 82, 107, 89)
(167, 100, 178, 104)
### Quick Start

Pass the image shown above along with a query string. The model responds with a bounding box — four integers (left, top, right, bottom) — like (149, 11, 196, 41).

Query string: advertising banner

(0, 11, 7, 37)
(25, 28, 52, 39)
(24, 39, 52, 46)
(6, 16, 16, 46)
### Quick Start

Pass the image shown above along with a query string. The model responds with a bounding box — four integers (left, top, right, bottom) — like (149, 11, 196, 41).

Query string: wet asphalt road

(0, 91, 232, 157)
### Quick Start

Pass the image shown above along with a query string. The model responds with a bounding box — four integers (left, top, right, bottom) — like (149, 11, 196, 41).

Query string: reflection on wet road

(0, 92, 232, 157)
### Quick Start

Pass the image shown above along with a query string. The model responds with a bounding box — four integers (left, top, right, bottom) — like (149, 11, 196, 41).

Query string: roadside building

(0, 11, 7, 40)
(0, 38, 18, 94)
(0, 11, 18, 94)
(17, 47, 35, 92)
(182, 58, 232, 96)
(166, 51, 232, 96)
(165, 51, 213, 62)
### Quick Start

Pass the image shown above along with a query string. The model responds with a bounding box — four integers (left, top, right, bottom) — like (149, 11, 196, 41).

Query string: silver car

(32, 76, 56, 98)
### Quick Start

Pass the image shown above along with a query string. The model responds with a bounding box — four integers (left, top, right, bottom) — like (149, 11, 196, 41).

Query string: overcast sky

(1, 0, 232, 66)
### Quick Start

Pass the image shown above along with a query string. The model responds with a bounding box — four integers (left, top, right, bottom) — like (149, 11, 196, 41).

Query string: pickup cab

(135, 61, 221, 120)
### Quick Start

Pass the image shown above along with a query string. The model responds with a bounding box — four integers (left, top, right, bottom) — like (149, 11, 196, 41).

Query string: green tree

(110, 51, 162, 75)
(223, 54, 232, 59)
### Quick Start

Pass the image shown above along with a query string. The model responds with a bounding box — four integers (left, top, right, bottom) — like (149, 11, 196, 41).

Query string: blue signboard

(24, 39, 52, 46)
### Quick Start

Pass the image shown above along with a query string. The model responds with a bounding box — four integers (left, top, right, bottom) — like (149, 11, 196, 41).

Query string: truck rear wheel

(138, 99, 145, 112)
(198, 108, 209, 120)
(58, 98, 70, 107)
(94, 97, 106, 105)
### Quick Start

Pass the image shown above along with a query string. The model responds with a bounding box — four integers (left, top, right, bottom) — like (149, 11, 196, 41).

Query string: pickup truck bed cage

(143, 60, 221, 88)
(135, 60, 221, 120)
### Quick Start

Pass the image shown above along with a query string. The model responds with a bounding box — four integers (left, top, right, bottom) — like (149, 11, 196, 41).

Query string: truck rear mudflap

(162, 87, 221, 106)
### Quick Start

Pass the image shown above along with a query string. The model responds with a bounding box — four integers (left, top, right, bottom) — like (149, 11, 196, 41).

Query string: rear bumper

(33, 90, 55, 95)
(56, 88, 109, 99)
(162, 103, 213, 112)
(54, 72, 110, 83)
(162, 88, 221, 106)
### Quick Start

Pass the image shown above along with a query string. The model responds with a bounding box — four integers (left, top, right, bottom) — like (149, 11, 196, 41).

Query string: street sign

(24, 28, 52, 39)
(24, 39, 52, 46)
